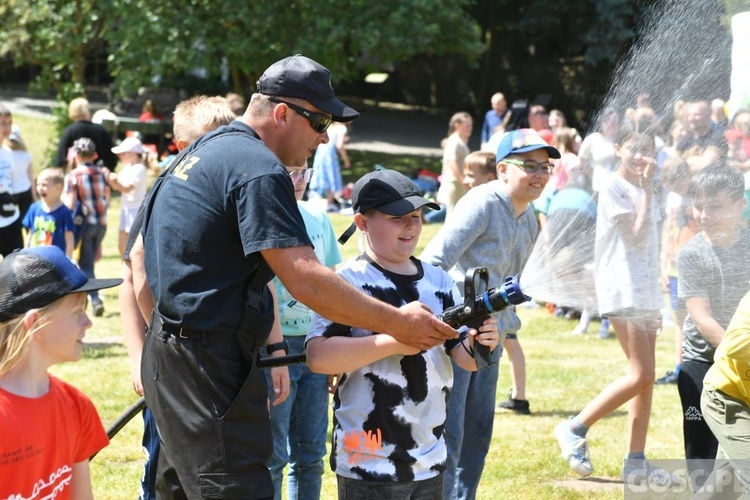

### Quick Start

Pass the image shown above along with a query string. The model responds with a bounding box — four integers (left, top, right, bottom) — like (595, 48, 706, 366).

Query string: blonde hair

(68, 97, 91, 121)
(446, 112, 472, 138)
(0, 294, 84, 376)
(464, 151, 497, 177)
(553, 127, 578, 154)
(37, 167, 65, 187)
(225, 92, 246, 117)
(172, 95, 236, 144)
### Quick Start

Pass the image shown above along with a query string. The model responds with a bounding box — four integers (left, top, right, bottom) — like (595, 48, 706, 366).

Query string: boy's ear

(496, 161, 507, 177)
(353, 213, 368, 233)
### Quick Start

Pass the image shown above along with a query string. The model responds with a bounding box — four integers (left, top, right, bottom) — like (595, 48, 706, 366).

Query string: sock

(570, 417, 588, 438)
(626, 452, 646, 460)
(579, 310, 592, 327)
(674, 363, 682, 375)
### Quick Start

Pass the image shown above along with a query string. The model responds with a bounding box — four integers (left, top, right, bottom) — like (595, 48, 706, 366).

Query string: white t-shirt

(0, 148, 19, 228)
(118, 163, 148, 209)
(9, 149, 33, 194)
(595, 174, 662, 314)
(578, 132, 616, 193)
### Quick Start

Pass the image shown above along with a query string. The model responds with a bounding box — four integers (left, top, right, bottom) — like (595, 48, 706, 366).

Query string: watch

(266, 340, 289, 356)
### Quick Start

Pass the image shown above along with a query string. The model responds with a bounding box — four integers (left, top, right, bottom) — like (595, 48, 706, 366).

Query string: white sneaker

(554, 421, 594, 477)
(570, 323, 588, 336)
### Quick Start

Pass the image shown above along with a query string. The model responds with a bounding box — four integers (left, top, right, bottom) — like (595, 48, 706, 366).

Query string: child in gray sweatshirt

(422, 129, 559, 500)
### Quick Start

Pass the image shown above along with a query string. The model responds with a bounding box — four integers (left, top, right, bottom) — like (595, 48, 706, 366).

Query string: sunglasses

(269, 97, 332, 134)
(287, 168, 314, 183)
(504, 159, 554, 174)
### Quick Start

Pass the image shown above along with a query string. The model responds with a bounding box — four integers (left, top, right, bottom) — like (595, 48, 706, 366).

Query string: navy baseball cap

(352, 169, 440, 215)
(257, 54, 359, 122)
(338, 169, 440, 244)
(496, 129, 560, 161)
(0, 246, 122, 322)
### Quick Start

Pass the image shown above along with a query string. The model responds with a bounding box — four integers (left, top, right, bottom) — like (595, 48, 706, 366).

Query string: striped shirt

(65, 164, 109, 226)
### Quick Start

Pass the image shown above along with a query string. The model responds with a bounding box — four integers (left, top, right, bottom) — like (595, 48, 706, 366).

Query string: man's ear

(353, 213, 368, 233)
(272, 101, 290, 127)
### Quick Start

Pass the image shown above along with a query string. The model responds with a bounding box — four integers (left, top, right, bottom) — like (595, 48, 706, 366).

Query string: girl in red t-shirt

(0, 246, 119, 499)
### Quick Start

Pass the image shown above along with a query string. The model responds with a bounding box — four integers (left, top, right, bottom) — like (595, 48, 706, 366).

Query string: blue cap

(0, 246, 122, 322)
(496, 129, 561, 161)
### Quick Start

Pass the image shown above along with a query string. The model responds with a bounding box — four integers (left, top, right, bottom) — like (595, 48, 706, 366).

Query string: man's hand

(390, 302, 458, 351)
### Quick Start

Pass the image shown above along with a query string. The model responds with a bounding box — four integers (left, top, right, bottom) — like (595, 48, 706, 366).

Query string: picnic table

(100, 116, 173, 156)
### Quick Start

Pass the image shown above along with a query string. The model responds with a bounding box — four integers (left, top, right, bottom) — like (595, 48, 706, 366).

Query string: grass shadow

(83, 342, 126, 359)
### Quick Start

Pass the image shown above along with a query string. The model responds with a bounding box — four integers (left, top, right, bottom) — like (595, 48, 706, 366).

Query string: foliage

(1, 0, 644, 112)
(0, 0, 108, 91)
(54, 0, 483, 98)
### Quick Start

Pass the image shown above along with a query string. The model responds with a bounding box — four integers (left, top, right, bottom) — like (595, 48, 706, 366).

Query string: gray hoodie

(421, 180, 538, 336)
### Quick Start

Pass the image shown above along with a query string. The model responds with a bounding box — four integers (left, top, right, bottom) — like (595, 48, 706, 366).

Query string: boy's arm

(421, 199, 488, 271)
(306, 334, 418, 375)
(63, 177, 77, 211)
(131, 234, 156, 323)
(263, 246, 457, 351)
(120, 259, 147, 395)
(64, 230, 74, 257)
(685, 296, 725, 348)
(265, 283, 289, 406)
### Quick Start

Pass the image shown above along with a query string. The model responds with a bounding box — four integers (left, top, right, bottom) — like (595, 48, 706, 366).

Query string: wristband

(266, 340, 289, 356)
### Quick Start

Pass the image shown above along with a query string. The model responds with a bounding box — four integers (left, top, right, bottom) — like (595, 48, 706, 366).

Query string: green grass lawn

(14, 113, 685, 499)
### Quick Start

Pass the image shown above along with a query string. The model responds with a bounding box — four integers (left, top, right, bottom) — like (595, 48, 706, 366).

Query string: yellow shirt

(704, 289, 750, 403)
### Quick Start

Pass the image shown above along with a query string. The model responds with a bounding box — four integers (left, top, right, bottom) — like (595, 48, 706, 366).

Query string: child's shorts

(120, 207, 140, 232)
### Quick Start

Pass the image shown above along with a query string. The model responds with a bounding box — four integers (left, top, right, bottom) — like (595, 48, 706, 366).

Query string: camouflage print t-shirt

(307, 254, 461, 482)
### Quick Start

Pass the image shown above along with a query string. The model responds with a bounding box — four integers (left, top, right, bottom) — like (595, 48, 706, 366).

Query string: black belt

(150, 313, 232, 340)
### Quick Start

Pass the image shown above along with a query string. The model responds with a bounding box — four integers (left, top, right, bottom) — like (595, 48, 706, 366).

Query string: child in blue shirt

(23, 168, 74, 257)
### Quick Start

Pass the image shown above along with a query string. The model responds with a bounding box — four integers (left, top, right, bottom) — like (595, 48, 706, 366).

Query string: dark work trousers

(678, 359, 719, 491)
(141, 327, 273, 499)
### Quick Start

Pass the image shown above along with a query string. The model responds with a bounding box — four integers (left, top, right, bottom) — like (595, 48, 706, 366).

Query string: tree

(102, 0, 485, 97)
(0, 0, 108, 91)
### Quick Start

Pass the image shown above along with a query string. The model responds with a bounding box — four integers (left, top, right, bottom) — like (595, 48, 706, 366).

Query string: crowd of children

(4, 89, 750, 499)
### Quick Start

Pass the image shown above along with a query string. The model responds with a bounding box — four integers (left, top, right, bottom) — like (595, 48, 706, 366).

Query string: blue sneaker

(655, 370, 679, 385)
(554, 421, 594, 477)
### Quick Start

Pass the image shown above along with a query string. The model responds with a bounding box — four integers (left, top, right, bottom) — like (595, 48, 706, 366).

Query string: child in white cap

(108, 136, 148, 256)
